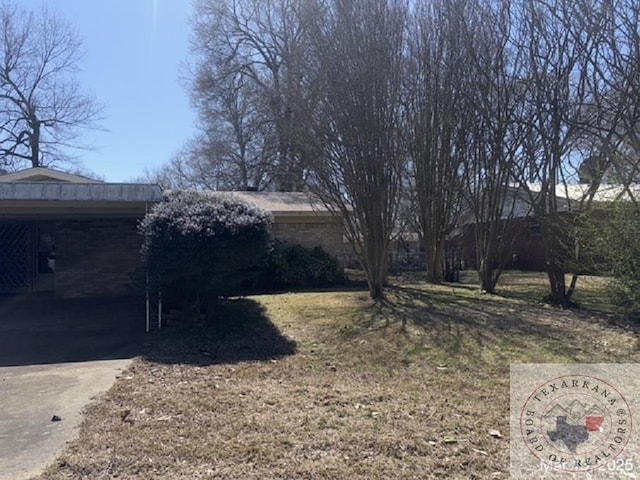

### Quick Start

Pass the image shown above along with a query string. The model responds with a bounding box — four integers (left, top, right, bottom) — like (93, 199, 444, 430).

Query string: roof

(460, 183, 638, 224)
(0, 166, 101, 183)
(0, 166, 162, 203)
(209, 191, 333, 217)
(455, 187, 535, 228)
(549, 184, 640, 203)
(0, 168, 333, 219)
(0, 167, 163, 218)
(0, 182, 163, 202)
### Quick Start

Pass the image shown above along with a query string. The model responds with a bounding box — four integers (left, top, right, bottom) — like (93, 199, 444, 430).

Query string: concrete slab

(0, 359, 132, 480)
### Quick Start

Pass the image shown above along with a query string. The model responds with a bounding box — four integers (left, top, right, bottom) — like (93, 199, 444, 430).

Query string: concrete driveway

(0, 295, 146, 480)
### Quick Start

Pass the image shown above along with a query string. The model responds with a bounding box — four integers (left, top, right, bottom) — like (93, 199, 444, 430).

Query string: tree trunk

(426, 238, 444, 284)
(30, 120, 40, 167)
(478, 258, 498, 293)
(363, 240, 388, 301)
(546, 263, 569, 307)
(541, 215, 575, 307)
(477, 224, 497, 293)
(369, 277, 385, 301)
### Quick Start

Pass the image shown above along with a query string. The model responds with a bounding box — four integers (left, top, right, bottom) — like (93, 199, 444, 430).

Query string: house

(0, 167, 163, 297)
(0, 168, 345, 297)
(220, 191, 345, 261)
(453, 183, 640, 272)
(452, 186, 540, 271)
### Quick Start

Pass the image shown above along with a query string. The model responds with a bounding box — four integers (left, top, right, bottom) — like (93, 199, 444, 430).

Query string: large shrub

(140, 191, 272, 313)
(579, 203, 640, 320)
(259, 240, 344, 289)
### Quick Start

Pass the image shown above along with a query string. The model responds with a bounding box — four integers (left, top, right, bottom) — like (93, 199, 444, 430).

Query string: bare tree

(406, 0, 469, 284)
(457, 0, 529, 293)
(506, 0, 612, 306)
(140, 143, 223, 191)
(572, 0, 640, 309)
(0, 2, 101, 170)
(589, 0, 640, 200)
(143, 127, 273, 192)
(306, 0, 407, 300)
(184, 69, 274, 191)
(189, 0, 315, 191)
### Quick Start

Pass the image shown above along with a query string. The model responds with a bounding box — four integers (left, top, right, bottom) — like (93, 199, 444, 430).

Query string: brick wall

(54, 216, 345, 297)
(271, 217, 345, 260)
(55, 219, 143, 297)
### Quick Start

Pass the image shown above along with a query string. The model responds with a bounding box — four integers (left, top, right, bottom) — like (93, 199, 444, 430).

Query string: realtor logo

(520, 374, 633, 472)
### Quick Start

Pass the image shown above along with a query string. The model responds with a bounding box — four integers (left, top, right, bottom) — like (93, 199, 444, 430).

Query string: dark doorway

(34, 222, 55, 292)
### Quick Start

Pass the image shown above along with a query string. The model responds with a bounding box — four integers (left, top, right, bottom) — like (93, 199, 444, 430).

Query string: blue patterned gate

(0, 223, 30, 291)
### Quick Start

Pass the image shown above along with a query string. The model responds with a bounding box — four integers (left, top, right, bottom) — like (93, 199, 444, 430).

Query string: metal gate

(0, 223, 30, 291)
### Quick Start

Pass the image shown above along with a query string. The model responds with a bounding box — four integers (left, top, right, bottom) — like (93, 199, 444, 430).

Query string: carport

(0, 168, 162, 479)
(0, 167, 162, 297)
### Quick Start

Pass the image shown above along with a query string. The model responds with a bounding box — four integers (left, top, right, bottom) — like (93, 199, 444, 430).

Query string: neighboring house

(453, 183, 640, 272)
(0, 168, 344, 297)
(454, 215, 546, 272)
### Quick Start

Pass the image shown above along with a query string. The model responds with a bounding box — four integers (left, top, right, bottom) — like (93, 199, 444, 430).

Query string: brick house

(0, 168, 345, 297)
(223, 191, 345, 261)
(453, 183, 640, 272)
(0, 167, 162, 297)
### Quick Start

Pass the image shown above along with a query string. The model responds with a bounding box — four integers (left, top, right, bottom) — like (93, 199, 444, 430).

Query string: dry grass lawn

(35, 273, 640, 479)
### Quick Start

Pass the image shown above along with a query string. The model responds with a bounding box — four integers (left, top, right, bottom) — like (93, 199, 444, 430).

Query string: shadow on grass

(492, 286, 549, 305)
(243, 281, 369, 296)
(493, 274, 621, 319)
(143, 298, 297, 366)
(383, 285, 615, 366)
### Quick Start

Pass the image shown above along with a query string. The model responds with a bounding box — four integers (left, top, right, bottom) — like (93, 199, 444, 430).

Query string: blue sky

(22, 0, 197, 181)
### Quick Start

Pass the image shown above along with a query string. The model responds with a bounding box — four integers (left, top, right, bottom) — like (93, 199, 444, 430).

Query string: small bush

(259, 240, 344, 289)
(140, 190, 272, 313)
